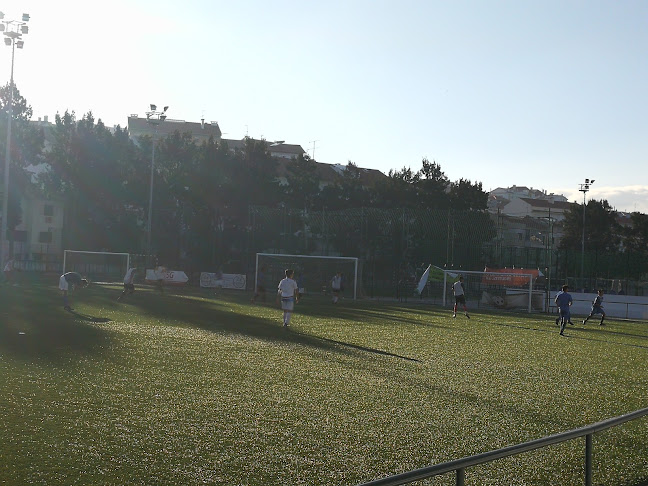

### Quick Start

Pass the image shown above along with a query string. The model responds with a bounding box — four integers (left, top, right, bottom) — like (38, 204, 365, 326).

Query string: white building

(501, 197, 572, 221)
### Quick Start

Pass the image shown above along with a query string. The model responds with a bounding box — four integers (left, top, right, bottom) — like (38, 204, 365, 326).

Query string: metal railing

(357, 406, 648, 486)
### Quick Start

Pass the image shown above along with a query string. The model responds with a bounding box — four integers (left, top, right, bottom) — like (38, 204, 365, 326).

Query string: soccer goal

(255, 253, 359, 300)
(442, 269, 543, 313)
(63, 250, 130, 282)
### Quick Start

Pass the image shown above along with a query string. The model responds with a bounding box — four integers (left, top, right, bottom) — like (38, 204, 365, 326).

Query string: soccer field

(1, 282, 647, 485)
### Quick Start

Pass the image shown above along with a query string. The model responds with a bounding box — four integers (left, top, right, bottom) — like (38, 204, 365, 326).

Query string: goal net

(255, 253, 359, 300)
(442, 269, 544, 313)
(63, 250, 130, 283)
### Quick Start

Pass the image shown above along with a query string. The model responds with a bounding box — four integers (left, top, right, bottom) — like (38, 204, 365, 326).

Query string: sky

(2, 0, 647, 213)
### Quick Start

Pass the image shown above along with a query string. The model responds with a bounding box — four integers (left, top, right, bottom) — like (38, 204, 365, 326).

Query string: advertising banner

(200, 272, 246, 290)
(145, 269, 189, 286)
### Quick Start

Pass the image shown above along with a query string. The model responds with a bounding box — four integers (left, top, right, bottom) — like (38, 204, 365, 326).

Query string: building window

(12, 230, 27, 242)
(44, 204, 54, 217)
(38, 231, 53, 243)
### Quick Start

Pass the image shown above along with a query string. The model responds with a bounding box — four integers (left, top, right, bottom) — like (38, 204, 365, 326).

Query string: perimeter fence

(245, 206, 648, 298)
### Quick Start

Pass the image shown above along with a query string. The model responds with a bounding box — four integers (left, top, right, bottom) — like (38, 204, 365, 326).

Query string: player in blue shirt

(583, 289, 606, 326)
(554, 285, 573, 336)
(554, 286, 574, 327)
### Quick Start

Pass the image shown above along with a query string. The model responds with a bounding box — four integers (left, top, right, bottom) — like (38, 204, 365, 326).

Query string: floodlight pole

(144, 104, 168, 264)
(0, 12, 29, 269)
(578, 178, 594, 291)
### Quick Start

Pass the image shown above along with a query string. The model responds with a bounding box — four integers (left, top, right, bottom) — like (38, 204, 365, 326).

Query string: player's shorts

(332, 287, 340, 294)
(590, 305, 604, 315)
(59, 275, 69, 291)
(281, 296, 295, 311)
(455, 295, 466, 305)
(123, 283, 135, 292)
(559, 307, 571, 319)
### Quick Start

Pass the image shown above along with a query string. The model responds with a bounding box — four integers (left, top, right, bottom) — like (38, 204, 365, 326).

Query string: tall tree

(448, 178, 488, 210)
(623, 212, 648, 254)
(415, 158, 449, 209)
(559, 199, 620, 252)
(372, 166, 418, 208)
(282, 153, 321, 210)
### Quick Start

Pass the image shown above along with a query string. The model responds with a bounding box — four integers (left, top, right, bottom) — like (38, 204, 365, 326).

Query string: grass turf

(1, 281, 647, 485)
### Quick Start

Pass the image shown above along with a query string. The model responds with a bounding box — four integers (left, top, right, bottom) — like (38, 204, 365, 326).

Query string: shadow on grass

(111, 286, 425, 362)
(0, 284, 112, 362)
(292, 331, 422, 362)
(289, 297, 454, 330)
(491, 320, 648, 350)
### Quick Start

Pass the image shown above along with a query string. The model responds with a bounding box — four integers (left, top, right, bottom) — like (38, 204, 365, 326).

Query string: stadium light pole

(578, 178, 594, 291)
(145, 104, 168, 264)
(0, 12, 29, 270)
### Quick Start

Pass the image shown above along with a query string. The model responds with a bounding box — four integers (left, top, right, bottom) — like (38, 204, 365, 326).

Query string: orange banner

(482, 267, 539, 287)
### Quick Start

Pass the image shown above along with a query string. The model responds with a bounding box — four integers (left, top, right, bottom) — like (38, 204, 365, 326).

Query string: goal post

(255, 253, 359, 300)
(443, 269, 542, 313)
(63, 250, 130, 282)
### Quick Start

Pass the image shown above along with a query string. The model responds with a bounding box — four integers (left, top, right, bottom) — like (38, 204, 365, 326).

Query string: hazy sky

(3, 0, 647, 212)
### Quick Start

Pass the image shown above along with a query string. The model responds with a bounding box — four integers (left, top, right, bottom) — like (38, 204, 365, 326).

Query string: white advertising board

(200, 272, 246, 290)
(145, 269, 189, 286)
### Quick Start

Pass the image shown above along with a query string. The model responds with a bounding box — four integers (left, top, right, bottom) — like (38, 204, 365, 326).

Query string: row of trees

(1, 83, 647, 282)
(560, 199, 648, 255)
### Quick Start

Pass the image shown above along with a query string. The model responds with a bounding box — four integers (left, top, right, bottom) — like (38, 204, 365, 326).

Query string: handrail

(357, 406, 648, 486)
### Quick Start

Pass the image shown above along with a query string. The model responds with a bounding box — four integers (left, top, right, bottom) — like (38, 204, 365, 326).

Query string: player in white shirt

(331, 272, 342, 303)
(452, 275, 470, 319)
(117, 268, 137, 301)
(277, 269, 299, 327)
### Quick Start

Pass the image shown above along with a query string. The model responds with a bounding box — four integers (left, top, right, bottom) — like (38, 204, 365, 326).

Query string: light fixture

(22, 13, 30, 21)
(150, 104, 157, 111)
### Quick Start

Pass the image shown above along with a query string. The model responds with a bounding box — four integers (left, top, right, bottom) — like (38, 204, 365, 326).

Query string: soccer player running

(554, 285, 574, 326)
(117, 267, 137, 301)
(554, 285, 573, 336)
(277, 269, 299, 328)
(452, 275, 470, 318)
(59, 271, 89, 311)
(583, 289, 606, 326)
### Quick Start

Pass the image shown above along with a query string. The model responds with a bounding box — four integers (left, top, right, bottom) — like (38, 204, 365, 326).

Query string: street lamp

(0, 11, 29, 270)
(144, 104, 168, 263)
(578, 178, 595, 291)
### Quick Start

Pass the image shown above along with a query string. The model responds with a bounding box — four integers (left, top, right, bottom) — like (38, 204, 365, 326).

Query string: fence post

(456, 468, 465, 486)
(585, 433, 593, 486)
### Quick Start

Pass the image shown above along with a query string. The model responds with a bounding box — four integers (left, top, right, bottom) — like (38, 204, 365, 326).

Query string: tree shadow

(115, 287, 426, 362)
(291, 297, 454, 330)
(0, 284, 113, 362)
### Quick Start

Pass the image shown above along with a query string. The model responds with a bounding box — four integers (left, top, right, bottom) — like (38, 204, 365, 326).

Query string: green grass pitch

(1, 282, 647, 485)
